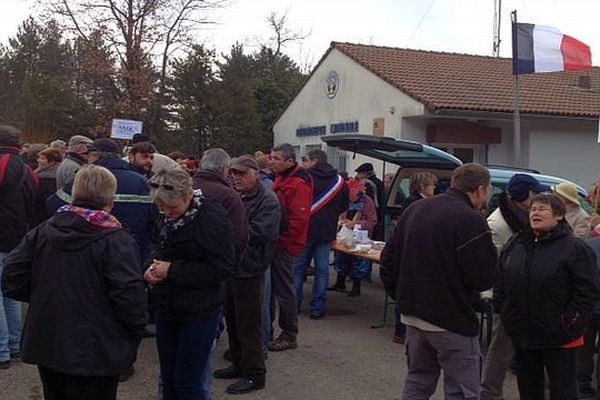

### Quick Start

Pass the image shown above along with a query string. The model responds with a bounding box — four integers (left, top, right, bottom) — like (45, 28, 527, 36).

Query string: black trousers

(514, 345, 579, 400)
(38, 366, 119, 400)
(577, 314, 600, 393)
(226, 276, 266, 381)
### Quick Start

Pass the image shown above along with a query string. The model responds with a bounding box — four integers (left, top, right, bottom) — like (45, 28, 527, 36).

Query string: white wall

(528, 120, 600, 186)
(273, 48, 424, 174)
(486, 121, 515, 166)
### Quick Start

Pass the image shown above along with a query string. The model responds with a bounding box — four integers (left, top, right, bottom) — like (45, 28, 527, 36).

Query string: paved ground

(0, 270, 520, 400)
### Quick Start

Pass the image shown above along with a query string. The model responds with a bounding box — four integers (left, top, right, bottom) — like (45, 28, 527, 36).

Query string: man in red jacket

(268, 143, 313, 351)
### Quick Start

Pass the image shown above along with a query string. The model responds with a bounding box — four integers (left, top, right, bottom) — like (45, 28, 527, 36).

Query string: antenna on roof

(493, 0, 502, 57)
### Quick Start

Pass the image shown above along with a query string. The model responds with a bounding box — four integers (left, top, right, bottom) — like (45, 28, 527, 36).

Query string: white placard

(111, 119, 143, 140)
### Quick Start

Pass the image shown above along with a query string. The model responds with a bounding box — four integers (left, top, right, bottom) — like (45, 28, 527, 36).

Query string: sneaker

(310, 313, 325, 320)
(9, 350, 20, 359)
(0, 360, 10, 370)
(268, 337, 298, 352)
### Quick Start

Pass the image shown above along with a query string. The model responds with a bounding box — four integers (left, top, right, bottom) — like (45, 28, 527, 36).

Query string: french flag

(512, 23, 592, 74)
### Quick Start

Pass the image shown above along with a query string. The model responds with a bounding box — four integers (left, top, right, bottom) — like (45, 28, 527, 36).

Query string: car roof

(489, 168, 588, 195)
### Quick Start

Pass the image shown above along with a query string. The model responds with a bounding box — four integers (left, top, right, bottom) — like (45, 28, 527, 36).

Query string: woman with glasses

(496, 192, 600, 400)
(145, 168, 235, 400)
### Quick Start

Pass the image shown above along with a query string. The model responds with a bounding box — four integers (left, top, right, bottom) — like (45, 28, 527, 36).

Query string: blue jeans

(293, 241, 331, 316)
(262, 266, 272, 353)
(0, 251, 21, 362)
(156, 310, 220, 400)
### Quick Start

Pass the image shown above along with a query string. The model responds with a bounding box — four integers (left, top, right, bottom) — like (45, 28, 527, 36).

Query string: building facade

(273, 42, 600, 186)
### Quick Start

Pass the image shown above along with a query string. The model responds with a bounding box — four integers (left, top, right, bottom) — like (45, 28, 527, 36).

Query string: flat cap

(230, 155, 259, 172)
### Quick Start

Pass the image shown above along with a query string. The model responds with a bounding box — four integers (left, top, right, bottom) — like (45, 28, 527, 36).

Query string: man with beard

(128, 142, 156, 179)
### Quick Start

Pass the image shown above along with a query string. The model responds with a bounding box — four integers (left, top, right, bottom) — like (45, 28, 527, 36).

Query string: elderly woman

(145, 168, 234, 400)
(496, 193, 600, 400)
(2, 165, 147, 399)
(32, 147, 63, 226)
(330, 179, 377, 296)
(553, 181, 591, 240)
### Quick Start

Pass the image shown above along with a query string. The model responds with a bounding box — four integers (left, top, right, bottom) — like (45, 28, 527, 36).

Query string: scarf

(347, 194, 366, 221)
(159, 189, 204, 241)
(498, 191, 529, 233)
(57, 205, 122, 229)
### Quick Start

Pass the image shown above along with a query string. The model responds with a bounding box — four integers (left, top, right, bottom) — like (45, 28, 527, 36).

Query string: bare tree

(37, 0, 226, 127)
(266, 11, 309, 55)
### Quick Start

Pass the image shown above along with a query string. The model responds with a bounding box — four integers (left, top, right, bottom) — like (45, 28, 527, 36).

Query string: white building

(273, 42, 600, 186)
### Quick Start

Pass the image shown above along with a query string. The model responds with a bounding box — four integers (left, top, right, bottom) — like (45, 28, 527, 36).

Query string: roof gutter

(431, 108, 598, 122)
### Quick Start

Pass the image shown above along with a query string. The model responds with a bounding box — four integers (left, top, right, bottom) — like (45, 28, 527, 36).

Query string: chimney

(578, 75, 591, 90)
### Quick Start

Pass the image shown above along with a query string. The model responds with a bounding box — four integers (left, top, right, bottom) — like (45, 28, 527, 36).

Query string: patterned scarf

(159, 189, 204, 241)
(347, 193, 366, 221)
(57, 205, 122, 229)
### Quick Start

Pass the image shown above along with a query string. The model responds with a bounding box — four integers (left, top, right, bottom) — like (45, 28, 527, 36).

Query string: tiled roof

(332, 42, 600, 118)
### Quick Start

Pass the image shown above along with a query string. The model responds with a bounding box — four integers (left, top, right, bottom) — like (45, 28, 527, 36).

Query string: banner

(111, 119, 143, 140)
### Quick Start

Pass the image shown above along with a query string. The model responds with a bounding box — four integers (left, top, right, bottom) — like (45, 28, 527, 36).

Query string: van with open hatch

(321, 134, 592, 219)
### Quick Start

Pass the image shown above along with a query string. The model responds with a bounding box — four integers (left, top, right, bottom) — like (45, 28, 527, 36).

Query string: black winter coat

(31, 162, 59, 227)
(150, 196, 235, 323)
(497, 221, 600, 349)
(238, 184, 281, 278)
(307, 162, 348, 242)
(0, 147, 37, 252)
(1, 210, 147, 376)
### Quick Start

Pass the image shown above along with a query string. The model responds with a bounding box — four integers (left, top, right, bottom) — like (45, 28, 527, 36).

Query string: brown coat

(193, 169, 249, 260)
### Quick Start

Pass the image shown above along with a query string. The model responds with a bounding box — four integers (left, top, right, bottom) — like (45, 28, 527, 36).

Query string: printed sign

(111, 119, 143, 140)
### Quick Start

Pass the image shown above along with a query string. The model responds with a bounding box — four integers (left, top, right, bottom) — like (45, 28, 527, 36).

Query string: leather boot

(347, 278, 361, 297)
(327, 274, 346, 291)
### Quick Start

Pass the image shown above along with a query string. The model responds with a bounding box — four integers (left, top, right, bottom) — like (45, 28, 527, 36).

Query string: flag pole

(511, 10, 522, 167)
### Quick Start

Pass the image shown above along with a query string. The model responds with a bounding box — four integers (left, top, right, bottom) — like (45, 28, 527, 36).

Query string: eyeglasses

(530, 207, 553, 213)
(149, 182, 175, 190)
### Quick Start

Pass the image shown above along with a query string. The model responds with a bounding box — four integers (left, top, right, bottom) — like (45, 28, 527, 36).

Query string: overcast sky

(1, 0, 599, 67)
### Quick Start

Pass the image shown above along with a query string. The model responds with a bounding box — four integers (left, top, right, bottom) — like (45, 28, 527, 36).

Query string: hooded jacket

(1, 208, 147, 376)
(307, 162, 348, 242)
(496, 220, 600, 349)
(273, 163, 313, 256)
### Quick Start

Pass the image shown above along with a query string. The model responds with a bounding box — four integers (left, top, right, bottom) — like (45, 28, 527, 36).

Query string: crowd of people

(2, 122, 600, 400)
(381, 166, 600, 400)
(0, 125, 389, 400)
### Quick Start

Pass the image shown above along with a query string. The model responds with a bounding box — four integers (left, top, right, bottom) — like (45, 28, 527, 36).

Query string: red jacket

(273, 164, 313, 256)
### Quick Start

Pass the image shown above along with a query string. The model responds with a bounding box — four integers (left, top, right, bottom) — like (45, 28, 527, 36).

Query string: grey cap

(68, 135, 94, 153)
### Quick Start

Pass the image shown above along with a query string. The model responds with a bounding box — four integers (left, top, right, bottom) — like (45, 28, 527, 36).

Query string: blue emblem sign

(326, 70, 339, 99)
